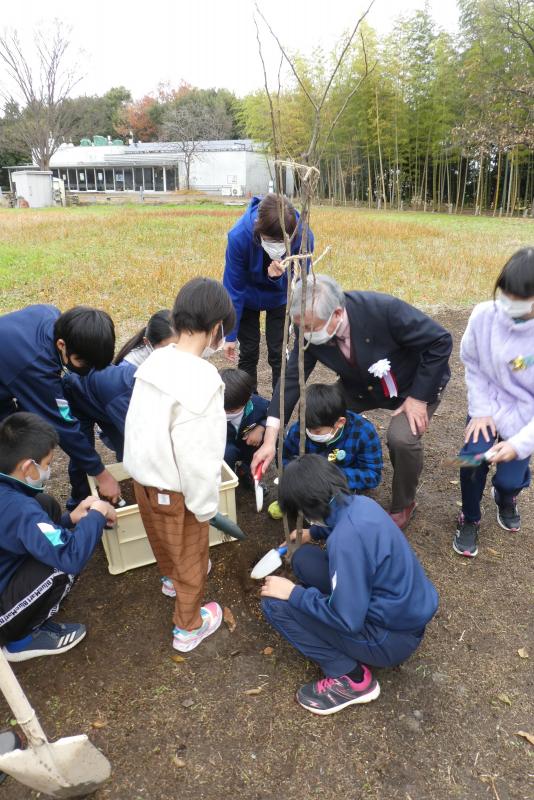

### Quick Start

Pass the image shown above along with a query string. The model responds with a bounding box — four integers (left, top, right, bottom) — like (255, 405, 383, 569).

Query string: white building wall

(245, 151, 274, 196)
(12, 171, 53, 208)
(186, 151, 247, 193)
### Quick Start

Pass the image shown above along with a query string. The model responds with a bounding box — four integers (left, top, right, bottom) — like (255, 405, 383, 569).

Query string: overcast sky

(1, 1, 459, 99)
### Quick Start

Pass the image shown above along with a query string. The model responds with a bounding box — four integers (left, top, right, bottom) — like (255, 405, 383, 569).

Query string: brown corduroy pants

(133, 483, 209, 631)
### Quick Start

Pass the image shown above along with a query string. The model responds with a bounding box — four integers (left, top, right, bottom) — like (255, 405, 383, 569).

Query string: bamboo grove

(240, 1, 534, 216)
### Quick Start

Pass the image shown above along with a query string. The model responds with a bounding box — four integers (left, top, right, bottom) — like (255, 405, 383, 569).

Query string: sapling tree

(254, 2, 375, 551)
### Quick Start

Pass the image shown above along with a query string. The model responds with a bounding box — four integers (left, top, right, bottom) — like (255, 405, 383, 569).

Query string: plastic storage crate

(88, 461, 239, 575)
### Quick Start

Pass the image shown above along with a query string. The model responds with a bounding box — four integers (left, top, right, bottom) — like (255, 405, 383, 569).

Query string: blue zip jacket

(63, 361, 137, 460)
(0, 305, 104, 475)
(290, 495, 438, 635)
(283, 411, 383, 491)
(223, 196, 315, 341)
(225, 393, 269, 469)
(0, 474, 107, 592)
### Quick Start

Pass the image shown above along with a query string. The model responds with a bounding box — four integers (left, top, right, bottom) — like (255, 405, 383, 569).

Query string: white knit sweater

(123, 345, 226, 522)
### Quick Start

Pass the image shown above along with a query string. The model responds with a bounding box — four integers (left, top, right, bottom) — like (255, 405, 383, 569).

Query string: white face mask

(497, 293, 534, 319)
(261, 238, 286, 261)
(303, 312, 341, 345)
(306, 427, 335, 444)
(26, 461, 51, 490)
(202, 324, 225, 359)
(226, 408, 245, 430)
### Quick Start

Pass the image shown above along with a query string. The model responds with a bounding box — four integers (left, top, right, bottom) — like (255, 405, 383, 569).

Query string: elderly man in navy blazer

(252, 274, 452, 529)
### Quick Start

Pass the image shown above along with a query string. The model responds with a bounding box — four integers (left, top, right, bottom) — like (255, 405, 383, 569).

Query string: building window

(143, 167, 154, 190)
(78, 170, 86, 190)
(124, 168, 133, 190)
(115, 169, 124, 191)
(86, 169, 96, 191)
(134, 168, 143, 191)
(105, 169, 114, 191)
(96, 171, 105, 191)
(165, 167, 176, 191)
(154, 167, 164, 191)
(68, 169, 78, 190)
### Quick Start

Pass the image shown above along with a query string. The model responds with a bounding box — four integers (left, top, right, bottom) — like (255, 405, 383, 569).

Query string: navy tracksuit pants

(261, 544, 424, 678)
(460, 428, 531, 523)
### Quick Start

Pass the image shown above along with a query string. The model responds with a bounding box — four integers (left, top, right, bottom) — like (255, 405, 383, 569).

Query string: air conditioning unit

(221, 186, 232, 196)
(231, 186, 243, 197)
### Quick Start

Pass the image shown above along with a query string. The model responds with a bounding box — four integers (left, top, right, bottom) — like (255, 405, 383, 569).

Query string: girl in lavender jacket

(454, 248, 534, 557)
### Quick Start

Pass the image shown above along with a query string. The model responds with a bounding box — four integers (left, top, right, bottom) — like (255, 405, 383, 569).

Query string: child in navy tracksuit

(0, 413, 115, 662)
(64, 310, 177, 505)
(261, 454, 438, 716)
(220, 369, 269, 487)
(283, 382, 383, 491)
(0, 303, 120, 504)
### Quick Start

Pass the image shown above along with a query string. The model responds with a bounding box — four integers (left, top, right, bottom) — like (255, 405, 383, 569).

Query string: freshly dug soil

(117, 478, 136, 508)
(3, 310, 532, 800)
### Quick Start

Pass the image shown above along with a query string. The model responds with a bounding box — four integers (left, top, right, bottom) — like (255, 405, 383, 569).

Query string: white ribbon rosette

(368, 358, 398, 398)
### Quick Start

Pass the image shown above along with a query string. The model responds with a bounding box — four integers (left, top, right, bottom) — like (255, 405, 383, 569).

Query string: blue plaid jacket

(283, 411, 383, 492)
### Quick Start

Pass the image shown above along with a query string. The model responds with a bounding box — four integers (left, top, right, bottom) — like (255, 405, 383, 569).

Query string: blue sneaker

(3, 620, 86, 662)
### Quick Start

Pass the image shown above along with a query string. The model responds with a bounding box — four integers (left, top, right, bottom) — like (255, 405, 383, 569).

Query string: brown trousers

(347, 396, 442, 512)
(133, 483, 208, 631)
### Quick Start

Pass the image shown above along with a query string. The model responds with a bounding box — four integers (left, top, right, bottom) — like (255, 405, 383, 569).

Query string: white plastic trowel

(253, 464, 264, 513)
(251, 544, 288, 580)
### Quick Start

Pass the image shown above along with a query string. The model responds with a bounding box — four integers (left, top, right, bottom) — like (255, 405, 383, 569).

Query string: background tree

(161, 103, 230, 189)
(0, 22, 81, 170)
(64, 86, 132, 144)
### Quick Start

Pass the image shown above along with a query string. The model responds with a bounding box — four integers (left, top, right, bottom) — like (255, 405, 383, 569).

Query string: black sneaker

(453, 514, 479, 558)
(492, 487, 521, 532)
(296, 665, 380, 716)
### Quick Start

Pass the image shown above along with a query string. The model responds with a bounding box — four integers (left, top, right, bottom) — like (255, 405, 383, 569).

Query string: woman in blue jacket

(261, 454, 438, 716)
(223, 194, 314, 391)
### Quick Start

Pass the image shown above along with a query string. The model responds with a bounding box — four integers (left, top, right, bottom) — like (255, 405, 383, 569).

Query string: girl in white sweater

(124, 278, 236, 652)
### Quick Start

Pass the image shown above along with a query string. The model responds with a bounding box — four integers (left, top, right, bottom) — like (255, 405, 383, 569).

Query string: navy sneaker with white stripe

(3, 620, 86, 662)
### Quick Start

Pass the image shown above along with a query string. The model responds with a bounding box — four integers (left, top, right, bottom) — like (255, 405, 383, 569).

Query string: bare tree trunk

(493, 149, 502, 217)
(375, 88, 387, 210)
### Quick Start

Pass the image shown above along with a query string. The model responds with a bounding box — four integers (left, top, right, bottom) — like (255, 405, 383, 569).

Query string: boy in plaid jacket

(283, 383, 382, 492)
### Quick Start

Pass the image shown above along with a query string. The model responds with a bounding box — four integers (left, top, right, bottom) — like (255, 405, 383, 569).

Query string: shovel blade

(0, 735, 111, 798)
(251, 549, 283, 580)
(255, 482, 264, 513)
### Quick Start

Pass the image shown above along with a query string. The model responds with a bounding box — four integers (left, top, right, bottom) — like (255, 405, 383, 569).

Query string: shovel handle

(254, 463, 263, 482)
(0, 648, 48, 748)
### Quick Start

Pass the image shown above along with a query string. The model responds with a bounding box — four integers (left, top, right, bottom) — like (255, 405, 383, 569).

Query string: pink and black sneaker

(296, 665, 380, 715)
(453, 513, 479, 558)
(492, 487, 521, 532)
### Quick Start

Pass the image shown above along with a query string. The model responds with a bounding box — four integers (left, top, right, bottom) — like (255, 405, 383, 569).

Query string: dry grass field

(1, 204, 532, 328)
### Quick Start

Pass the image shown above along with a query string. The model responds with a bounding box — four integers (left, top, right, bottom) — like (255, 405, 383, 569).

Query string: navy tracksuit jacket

(262, 494, 438, 676)
(63, 361, 137, 460)
(0, 305, 104, 476)
(225, 394, 269, 471)
(0, 474, 107, 594)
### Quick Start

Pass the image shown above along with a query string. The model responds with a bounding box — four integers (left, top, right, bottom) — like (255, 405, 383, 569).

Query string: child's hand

(244, 424, 265, 448)
(279, 529, 311, 548)
(261, 576, 295, 600)
(70, 495, 100, 525)
(464, 416, 496, 443)
(485, 441, 517, 463)
(90, 499, 117, 526)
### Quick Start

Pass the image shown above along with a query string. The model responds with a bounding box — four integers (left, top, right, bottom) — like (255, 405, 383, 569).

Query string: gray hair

(290, 274, 346, 321)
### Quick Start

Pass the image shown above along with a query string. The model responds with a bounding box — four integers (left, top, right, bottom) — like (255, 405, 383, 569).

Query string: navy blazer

(225, 393, 269, 469)
(268, 291, 452, 421)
